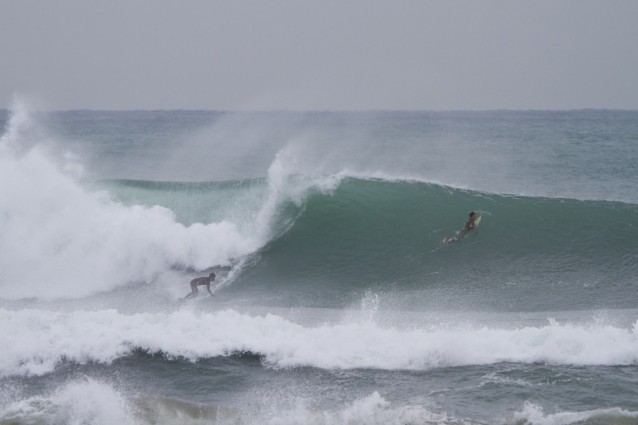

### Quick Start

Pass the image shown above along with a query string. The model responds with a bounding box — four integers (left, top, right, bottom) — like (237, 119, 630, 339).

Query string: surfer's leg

(184, 284, 199, 300)
(189, 282, 199, 297)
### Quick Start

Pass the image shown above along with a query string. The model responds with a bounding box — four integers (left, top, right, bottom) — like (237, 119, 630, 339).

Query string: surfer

(183, 272, 216, 299)
(442, 211, 482, 244)
(460, 211, 481, 237)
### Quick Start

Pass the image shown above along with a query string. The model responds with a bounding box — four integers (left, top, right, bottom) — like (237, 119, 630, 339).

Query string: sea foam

(0, 378, 134, 425)
(0, 104, 340, 300)
(0, 141, 259, 298)
(0, 381, 455, 425)
(1, 308, 637, 377)
(0, 104, 262, 299)
(513, 401, 638, 425)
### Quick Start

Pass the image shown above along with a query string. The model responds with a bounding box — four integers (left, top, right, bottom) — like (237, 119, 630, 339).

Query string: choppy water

(1, 104, 637, 424)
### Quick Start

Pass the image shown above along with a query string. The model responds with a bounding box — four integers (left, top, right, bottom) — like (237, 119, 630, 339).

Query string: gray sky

(2, 0, 638, 110)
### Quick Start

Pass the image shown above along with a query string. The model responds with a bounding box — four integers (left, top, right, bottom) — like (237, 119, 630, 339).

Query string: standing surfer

(183, 272, 216, 299)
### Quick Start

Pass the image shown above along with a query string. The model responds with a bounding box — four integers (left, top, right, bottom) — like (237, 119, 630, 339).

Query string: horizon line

(2, 107, 637, 114)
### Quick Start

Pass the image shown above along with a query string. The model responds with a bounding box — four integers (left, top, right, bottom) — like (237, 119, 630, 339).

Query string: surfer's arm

(206, 283, 213, 296)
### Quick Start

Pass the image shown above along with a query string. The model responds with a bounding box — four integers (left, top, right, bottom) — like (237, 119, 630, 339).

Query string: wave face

(93, 175, 638, 312)
(213, 177, 638, 312)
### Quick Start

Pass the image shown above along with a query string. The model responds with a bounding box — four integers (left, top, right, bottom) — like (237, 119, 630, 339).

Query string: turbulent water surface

(1, 105, 637, 424)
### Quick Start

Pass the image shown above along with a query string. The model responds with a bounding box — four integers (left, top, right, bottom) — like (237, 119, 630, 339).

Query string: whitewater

(1, 102, 637, 425)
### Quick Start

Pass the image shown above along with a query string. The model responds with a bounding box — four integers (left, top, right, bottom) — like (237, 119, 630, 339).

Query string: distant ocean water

(1, 105, 637, 424)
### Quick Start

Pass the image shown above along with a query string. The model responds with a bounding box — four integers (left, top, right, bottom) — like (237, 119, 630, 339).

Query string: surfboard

(441, 214, 483, 244)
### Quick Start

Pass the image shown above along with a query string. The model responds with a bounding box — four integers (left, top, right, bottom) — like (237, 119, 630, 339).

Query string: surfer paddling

(183, 272, 216, 299)
(442, 211, 482, 244)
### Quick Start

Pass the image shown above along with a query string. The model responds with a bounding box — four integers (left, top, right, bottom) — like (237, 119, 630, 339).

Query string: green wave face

(169, 177, 636, 312)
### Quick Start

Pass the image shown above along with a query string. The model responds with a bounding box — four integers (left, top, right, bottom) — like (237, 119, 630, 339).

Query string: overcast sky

(2, 0, 638, 111)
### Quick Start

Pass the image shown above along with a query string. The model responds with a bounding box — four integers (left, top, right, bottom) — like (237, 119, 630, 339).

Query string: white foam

(0, 377, 134, 425)
(0, 97, 31, 152)
(2, 308, 637, 378)
(0, 143, 260, 298)
(1, 384, 454, 425)
(5, 377, 637, 425)
(513, 401, 638, 425)
(0, 104, 264, 299)
(0, 104, 342, 300)
(257, 391, 453, 425)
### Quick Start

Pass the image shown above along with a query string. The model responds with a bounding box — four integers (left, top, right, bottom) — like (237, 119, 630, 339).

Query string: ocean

(1, 104, 637, 424)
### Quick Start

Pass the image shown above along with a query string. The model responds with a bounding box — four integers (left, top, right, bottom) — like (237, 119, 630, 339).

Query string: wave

(2, 103, 637, 308)
(211, 177, 638, 311)
(3, 145, 637, 306)
(4, 377, 638, 425)
(104, 176, 638, 297)
(0, 379, 466, 425)
(0, 145, 261, 298)
(3, 105, 638, 425)
(514, 402, 638, 425)
(2, 307, 637, 377)
(259, 176, 638, 263)
(0, 105, 339, 300)
(0, 378, 133, 425)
